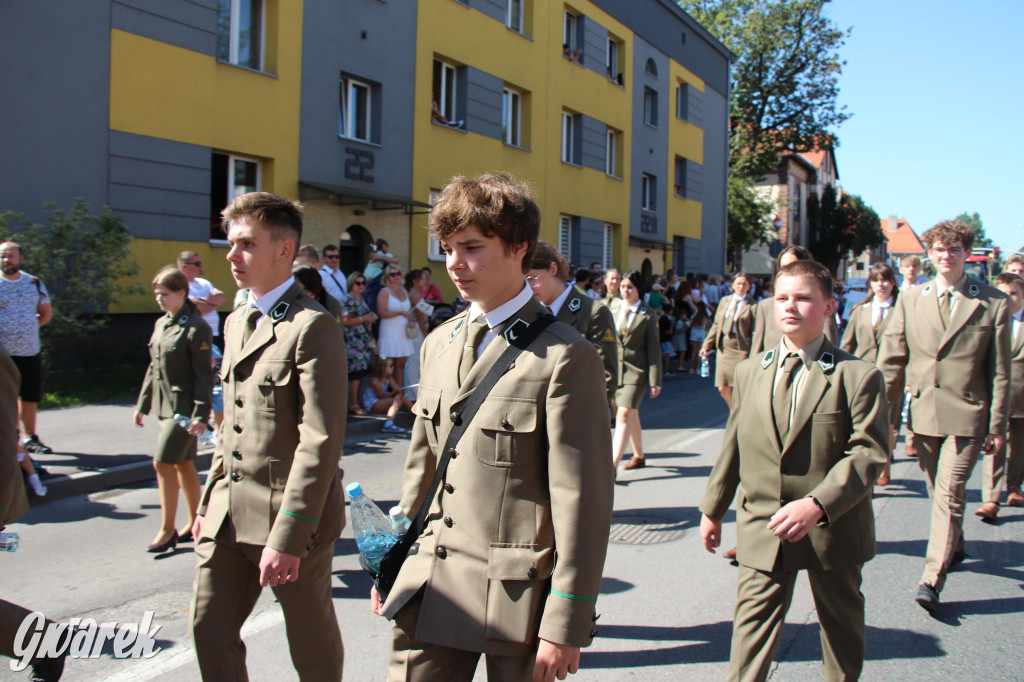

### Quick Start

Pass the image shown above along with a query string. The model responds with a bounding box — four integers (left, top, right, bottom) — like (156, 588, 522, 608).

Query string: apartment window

(643, 87, 658, 127)
(507, 0, 523, 32)
(216, 0, 264, 70)
(561, 112, 576, 164)
(605, 128, 617, 176)
(432, 59, 459, 125)
(559, 215, 573, 260)
(339, 77, 372, 142)
(210, 152, 260, 241)
(427, 189, 445, 261)
(502, 88, 522, 146)
(676, 82, 689, 120)
(674, 157, 687, 198)
(606, 38, 618, 77)
(603, 223, 614, 269)
(563, 11, 578, 50)
(641, 173, 656, 211)
(645, 58, 658, 77)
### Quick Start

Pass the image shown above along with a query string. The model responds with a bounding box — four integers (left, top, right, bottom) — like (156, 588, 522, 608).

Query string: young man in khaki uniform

(190, 192, 348, 680)
(371, 173, 614, 682)
(877, 220, 1011, 611)
(700, 260, 889, 681)
(975, 272, 1024, 518)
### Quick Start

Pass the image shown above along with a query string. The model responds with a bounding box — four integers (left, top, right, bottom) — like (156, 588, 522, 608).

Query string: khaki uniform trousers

(914, 434, 981, 591)
(730, 563, 865, 682)
(982, 418, 1024, 503)
(190, 526, 343, 681)
(387, 590, 536, 682)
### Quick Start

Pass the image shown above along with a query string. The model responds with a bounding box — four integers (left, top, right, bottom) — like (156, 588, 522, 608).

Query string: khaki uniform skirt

(615, 381, 648, 410)
(714, 334, 746, 388)
(154, 417, 198, 464)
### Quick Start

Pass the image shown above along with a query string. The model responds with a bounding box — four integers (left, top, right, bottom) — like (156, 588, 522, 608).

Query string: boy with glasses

(878, 220, 1011, 611)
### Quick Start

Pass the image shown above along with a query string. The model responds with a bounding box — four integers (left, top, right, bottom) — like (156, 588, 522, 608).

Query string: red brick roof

(882, 217, 925, 254)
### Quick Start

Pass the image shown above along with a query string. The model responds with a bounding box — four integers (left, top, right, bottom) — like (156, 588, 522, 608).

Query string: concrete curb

(34, 413, 407, 503)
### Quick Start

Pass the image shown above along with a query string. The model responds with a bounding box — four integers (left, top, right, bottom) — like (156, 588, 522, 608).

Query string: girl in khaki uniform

(134, 267, 213, 553)
(701, 272, 756, 409)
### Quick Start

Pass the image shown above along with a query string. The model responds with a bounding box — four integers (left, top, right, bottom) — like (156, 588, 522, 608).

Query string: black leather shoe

(177, 530, 193, 543)
(916, 583, 939, 612)
(147, 533, 178, 553)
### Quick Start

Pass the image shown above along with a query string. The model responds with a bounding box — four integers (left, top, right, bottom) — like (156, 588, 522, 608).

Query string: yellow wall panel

(114, 239, 237, 314)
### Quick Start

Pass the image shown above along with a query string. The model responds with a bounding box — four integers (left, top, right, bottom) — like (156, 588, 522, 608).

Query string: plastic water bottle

(173, 413, 216, 448)
(389, 506, 411, 536)
(346, 482, 398, 573)
(700, 355, 710, 378)
(0, 532, 19, 553)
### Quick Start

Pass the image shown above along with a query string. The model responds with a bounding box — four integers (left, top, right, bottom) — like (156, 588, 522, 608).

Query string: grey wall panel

(687, 85, 705, 128)
(580, 115, 606, 173)
(299, 0, 417, 198)
(0, 3, 110, 223)
(700, 87, 729, 275)
(465, 67, 503, 141)
(686, 161, 704, 203)
(110, 157, 210, 195)
(630, 37, 669, 241)
(475, 0, 506, 25)
(109, 184, 208, 218)
(684, 237, 704, 275)
(111, 0, 217, 56)
(110, 131, 209, 167)
(578, 217, 606, 267)
(590, 0, 732, 98)
(117, 212, 211, 242)
(581, 16, 608, 77)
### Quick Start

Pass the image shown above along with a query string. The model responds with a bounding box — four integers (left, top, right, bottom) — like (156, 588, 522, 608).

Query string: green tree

(953, 211, 994, 249)
(726, 176, 775, 270)
(0, 199, 144, 366)
(679, 0, 850, 180)
(806, 186, 884, 277)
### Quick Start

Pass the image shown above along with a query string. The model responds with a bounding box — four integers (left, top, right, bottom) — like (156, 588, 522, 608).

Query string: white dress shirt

(467, 281, 535, 355)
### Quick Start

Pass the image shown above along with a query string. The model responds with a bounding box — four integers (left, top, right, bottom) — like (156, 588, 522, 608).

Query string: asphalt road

(3, 372, 1022, 681)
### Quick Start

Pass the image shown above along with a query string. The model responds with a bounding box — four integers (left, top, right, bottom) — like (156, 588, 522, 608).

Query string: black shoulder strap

(408, 314, 555, 543)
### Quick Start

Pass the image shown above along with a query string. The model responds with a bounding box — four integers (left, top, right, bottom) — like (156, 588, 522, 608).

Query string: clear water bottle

(389, 506, 411, 536)
(0, 532, 19, 553)
(700, 355, 710, 378)
(346, 482, 398, 573)
(173, 413, 216, 448)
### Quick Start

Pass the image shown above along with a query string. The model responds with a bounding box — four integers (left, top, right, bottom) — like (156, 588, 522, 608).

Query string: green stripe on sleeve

(550, 590, 597, 602)
(279, 509, 317, 524)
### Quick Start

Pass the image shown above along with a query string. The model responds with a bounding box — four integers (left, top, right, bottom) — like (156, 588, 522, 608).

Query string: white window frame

(219, 0, 265, 71)
(675, 157, 687, 198)
(643, 87, 658, 127)
(507, 0, 523, 33)
(641, 173, 655, 211)
(563, 11, 577, 50)
(434, 59, 458, 122)
(603, 223, 614, 269)
(605, 128, 616, 177)
(502, 87, 522, 146)
(339, 77, 372, 142)
(561, 111, 575, 164)
(606, 38, 618, 75)
(427, 189, 445, 261)
(213, 153, 261, 243)
(676, 82, 689, 120)
(559, 215, 573, 261)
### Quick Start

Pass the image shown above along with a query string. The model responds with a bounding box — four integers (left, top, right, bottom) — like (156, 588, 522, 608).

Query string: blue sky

(824, 0, 1022, 252)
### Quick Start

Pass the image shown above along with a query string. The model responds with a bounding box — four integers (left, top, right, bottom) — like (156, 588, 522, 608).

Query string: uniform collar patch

(921, 284, 932, 297)
(817, 352, 835, 373)
(177, 315, 189, 326)
(503, 318, 530, 345)
(968, 283, 980, 297)
(269, 301, 289, 323)
(568, 297, 581, 312)
(760, 349, 776, 369)
(449, 318, 465, 343)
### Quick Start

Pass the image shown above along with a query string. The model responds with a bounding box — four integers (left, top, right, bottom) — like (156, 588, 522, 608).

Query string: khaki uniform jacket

(381, 297, 614, 656)
(608, 299, 662, 389)
(197, 283, 348, 558)
(555, 286, 618, 399)
(750, 296, 839, 354)
(0, 348, 28, 528)
(702, 293, 756, 355)
(700, 339, 889, 572)
(839, 300, 894, 364)
(877, 277, 1012, 438)
(1010, 316, 1024, 419)
(135, 300, 214, 423)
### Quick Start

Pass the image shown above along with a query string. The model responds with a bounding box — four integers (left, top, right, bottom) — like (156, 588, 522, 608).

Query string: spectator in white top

(319, 244, 347, 302)
(177, 251, 226, 344)
(0, 242, 54, 455)
(702, 274, 722, 307)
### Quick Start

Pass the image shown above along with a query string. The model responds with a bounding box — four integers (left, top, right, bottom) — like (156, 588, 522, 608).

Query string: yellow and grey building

(1, 0, 730, 311)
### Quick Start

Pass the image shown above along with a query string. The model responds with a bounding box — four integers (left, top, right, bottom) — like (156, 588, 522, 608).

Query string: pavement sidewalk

(26, 400, 414, 502)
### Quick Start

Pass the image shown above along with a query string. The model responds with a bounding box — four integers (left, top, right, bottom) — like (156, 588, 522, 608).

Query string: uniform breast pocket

(474, 398, 539, 467)
(254, 361, 293, 412)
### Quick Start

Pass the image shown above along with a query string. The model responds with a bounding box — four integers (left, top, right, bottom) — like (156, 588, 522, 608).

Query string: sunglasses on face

(389, 271, 402, 277)
(324, 254, 340, 259)
(353, 280, 366, 286)
(184, 261, 201, 267)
